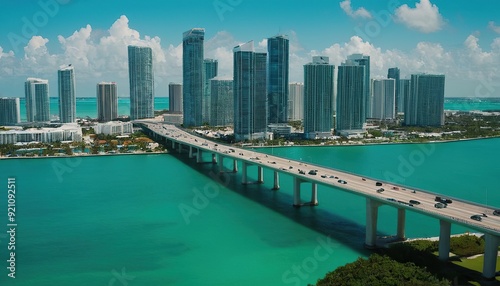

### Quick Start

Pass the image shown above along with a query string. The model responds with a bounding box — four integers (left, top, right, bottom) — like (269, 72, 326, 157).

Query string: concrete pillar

(196, 149, 202, 163)
(212, 153, 217, 164)
(293, 177, 302, 207)
(365, 198, 380, 248)
(272, 171, 280, 190)
(310, 183, 318, 206)
(438, 220, 451, 261)
(178, 142, 182, 153)
(172, 140, 175, 149)
(218, 154, 224, 173)
(483, 234, 499, 279)
(397, 208, 406, 240)
(242, 161, 248, 184)
(189, 146, 193, 158)
(257, 166, 264, 184)
(233, 160, 238, 173)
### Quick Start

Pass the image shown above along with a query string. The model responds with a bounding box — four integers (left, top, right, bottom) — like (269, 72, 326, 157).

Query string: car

(375, 182, 383, 186)
(289, 166, 293, 169)
(387, 198, 396, 202)
(279, 167, 286, 171)
(409, 200, 420, 205)
(435, 196, 452, 204)
(481, 213, 488, 217)
(321, 175, 327, 178)
(338, 180, 347, 184)
(308, 170, 317, 175)
(376, 188, 384, 193)
(392, 186, 399, 190)
(270, 161, 276, 164)
(434, 202, 447, 209)
(470, 215, 482, 222)
(362, 178, 366, 181)
(494, 210, 500, 216)
(329, 175, 335, 179)
(299, 170, 305, 175)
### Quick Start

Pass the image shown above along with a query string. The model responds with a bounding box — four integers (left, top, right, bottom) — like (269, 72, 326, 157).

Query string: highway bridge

(139, 121, 500, 279)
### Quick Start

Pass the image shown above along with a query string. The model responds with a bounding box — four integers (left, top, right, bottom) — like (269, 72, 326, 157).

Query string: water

(1, 138, 499, 285)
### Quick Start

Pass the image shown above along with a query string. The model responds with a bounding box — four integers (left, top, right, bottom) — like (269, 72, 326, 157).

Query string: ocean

(1, 138, 499, 285)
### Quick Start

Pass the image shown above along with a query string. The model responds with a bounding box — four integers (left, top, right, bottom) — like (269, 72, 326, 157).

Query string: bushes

(450, 234, 485, 257)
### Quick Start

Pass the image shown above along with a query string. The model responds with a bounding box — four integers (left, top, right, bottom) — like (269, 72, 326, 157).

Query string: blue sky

(0, 0, 499, 97)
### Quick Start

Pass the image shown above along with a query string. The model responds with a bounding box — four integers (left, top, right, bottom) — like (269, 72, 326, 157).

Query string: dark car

(434, 202, 447, 209)
(376, 188, 384, 193)
(435, 196, 452, 204)
(375, 182, 383, 186)
(493, 210, 500, 216)
(338, 180, 347, 184)
(308, 170, 317, 175)
(470, 215, 482, 222)
(299, 170, 305, 175)
(409, 200, 421, 205)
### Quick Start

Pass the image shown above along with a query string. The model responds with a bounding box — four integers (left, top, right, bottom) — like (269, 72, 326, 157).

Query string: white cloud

(395, 0, 445, 33)
(488, 21, 500, 34)
(340, 0, 372, 19)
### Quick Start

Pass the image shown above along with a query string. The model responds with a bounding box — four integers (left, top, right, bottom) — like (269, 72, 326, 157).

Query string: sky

(0, 0, 499, 98)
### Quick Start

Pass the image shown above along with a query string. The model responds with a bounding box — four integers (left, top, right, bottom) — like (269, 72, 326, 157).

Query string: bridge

(139, 121, 500, 279)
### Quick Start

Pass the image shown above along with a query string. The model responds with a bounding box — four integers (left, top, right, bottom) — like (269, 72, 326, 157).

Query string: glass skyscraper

(371, 79, 396, 120)
(387, 67, 400, 113)
(183, 28, 205, 127)
(288, 82, 304, 121)
(128, 46, 154, 120)
(233, 41, 267, 141)
(25, 78, 50, 122)
(58, 64, 76, 123)
(336, 60, 366, 134)
(404, 74, 445, 126)
(168, 83, 183, 114)
(347, 54, 370, 118)
(267, 35, 289, 124)
(0, 97, 20, 125)
(399, 79, 410, 115)
(97, 82, 118, 122)
(303, 56, 334, 139)
(203, 59, 218, 124)
(210, 77, 233, 127)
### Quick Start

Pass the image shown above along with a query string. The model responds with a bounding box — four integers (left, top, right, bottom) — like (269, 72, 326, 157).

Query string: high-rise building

(203, 59, 218, 124)
(303, 56, 334, 139)
(233, 41, 267, 141)
(168, 83, 183, 114)
(210, 77, 233, 127)
(336, 60, 366, 134)
(288, 82, 304, 121)
(387, 67, 400, 113)
(0, 98, 20, 125)
(399, 79, 410, 114)
(58, 64, 76, 123)
(347, 54, 370, 118)
(25, 78, 50, 122)
(183, 28, 205, 127)
(128, 45, 154, 120)
(267, 35, 289, 124)
(371, 79, 396, 120)
(97, 82, 117, 122)
(405, 74, 445, 126)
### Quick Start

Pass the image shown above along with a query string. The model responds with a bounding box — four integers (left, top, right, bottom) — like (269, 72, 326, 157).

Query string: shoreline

(0, 150, 168, 160)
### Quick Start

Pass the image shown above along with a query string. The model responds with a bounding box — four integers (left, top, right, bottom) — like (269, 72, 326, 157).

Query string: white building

(0, 124, 82, 144)
(94, 121, 133, 135)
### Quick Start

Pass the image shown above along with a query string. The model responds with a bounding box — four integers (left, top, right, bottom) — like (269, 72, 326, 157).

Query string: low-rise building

(94, 121, 133, 135)
(0, 124, 82, 144)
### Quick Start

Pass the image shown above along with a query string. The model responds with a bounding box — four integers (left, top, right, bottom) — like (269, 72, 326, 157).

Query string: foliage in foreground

(316, 254, 450, 286)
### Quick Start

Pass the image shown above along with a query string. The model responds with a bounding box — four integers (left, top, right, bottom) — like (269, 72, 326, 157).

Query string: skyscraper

(303, 56, 334, 139)
(58, 64, 76, 123)
(267, 35, 289, 124)
(336, 60, 365, 134)
(371, 79, 396, 120)
(25, 78, 50, 122)
(405, 74, 445, 126)
(128, 45, 154, 120)
(203, 59, 218, 124)
(387, 67, 400, 113)
(210, 77, 233, 127)
(288, 82, 304, 121)
(399, 79, 410, 114)
(0, 98, 20, 125)
(233, 41, 267, 141)
(97, 82, 117, 122)
(183, 28, 205, 127)
(347, 54, 370, 118)
(168, 83, 183, 114)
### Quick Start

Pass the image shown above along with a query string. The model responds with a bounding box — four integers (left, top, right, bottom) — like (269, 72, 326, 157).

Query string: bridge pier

(196, 149, 202, 163)
(189, 146, 193, 158)
(178, 142, 182, 153)
(272, 171, 280, 190)
(172, 140, 175, 149)
(212, 153, 217, 164)
(397, 208, 406, 240)
(242, 161, 248, 184)
(311, 183, 318, 206)
(365, 198, 380, 249)
(438, 220, 451, 261)
(293, 177, 302, 207)
(232, 160, 238, 173)
(217, 154, 224, 173)
(483, 234, 499, 279)
(257, 166, 264, 184)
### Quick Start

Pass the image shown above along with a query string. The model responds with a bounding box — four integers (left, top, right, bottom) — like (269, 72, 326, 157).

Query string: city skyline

(0, 1, 498, 98)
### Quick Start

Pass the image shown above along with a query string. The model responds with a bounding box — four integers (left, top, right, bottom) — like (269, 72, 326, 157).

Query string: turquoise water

(1, 138, 499, 285)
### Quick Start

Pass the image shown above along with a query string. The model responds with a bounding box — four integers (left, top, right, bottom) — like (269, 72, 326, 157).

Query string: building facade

(347, 54, 370, 118)
(405, 74, 445, 126)
(97, 82, 118, 122)
(399, 79, 410, 114)
(210, 78, 233, 127)
(0, 98, 20, 126)
(371, 79, 396, 120)
(336, 61, 366, 134)
(183, 28, 205, 127)
(288, 82, 304, 121)
(128, 46, 154, 120)
(0, 124, 82, 144)
(303, 56, 334, 139)
(168, 83, 183, 113)
(267, 35, 289, 124)
(94, 121, 133, 135)
(25, 78, 50, 122)
(58, 65, 76, 123)
(233, 41, 267, 141)
(387, 67, 400, 113)
(203, 59, 218, 124)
